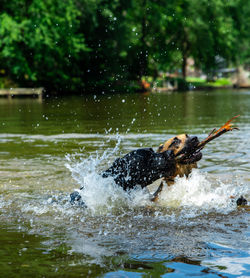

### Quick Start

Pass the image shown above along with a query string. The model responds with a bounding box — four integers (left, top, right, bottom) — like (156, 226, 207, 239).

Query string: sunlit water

(0, 90, 249, 277)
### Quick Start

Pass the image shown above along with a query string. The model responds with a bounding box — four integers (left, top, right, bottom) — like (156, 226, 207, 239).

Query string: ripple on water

(0, 128, 249, 276)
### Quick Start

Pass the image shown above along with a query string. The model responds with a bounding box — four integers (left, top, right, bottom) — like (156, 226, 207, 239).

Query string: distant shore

(0, 82, 249, 98)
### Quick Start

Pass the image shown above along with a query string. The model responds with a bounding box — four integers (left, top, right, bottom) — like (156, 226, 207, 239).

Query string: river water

(0, 90, 249, 277)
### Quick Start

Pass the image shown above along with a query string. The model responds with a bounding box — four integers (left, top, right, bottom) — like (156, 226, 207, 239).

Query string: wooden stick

(197, 115, 240, 150)
(176, 115, 240, 161)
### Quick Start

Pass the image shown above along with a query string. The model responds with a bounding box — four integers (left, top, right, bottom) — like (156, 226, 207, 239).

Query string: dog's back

(102, 148, 176, 190)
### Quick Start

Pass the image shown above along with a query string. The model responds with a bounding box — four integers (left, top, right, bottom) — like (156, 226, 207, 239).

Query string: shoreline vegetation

(0, 76, 249, 99)
(0, 0, 249, 95)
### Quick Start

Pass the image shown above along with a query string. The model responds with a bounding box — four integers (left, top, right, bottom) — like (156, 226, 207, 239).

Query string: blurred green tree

(0, 0, 249, 92)
(0, 0, 88, 91)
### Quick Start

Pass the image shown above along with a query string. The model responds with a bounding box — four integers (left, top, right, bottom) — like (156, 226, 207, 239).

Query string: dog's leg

(150, 181, 164, 202)
(70, 190, 87, 207)
(164, 177, 175, 186)
(70, 191, 82, 203)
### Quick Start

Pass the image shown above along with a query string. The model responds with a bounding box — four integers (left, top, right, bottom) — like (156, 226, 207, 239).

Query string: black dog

(70, 148, 176, 204)
(70, 145, 248, 207)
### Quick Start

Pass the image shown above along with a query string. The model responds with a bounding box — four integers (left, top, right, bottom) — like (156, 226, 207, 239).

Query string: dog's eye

(169, 137, 180, 148)
(173, 137, 180, 143)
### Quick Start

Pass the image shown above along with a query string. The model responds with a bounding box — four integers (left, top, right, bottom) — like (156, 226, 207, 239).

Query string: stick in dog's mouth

(175, 115, 240, 163)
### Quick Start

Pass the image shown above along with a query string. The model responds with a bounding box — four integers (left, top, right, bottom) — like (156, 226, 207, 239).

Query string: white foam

(65, 143, 249, 216)
(157, 169, 247, 213)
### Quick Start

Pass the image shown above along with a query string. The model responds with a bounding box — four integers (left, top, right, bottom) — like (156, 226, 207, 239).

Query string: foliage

(0, 0, 88, 91)
(0, 0, 249, 93)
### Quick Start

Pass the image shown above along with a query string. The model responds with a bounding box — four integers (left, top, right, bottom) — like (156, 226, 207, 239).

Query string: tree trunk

(181, 29, 189, 80)
(182, 53, 187, 80)
(139, 0, 147, 79)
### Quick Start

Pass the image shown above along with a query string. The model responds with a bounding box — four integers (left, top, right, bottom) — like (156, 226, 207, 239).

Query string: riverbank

(0, 77, 249, 96)
(148, 76, 250, 93)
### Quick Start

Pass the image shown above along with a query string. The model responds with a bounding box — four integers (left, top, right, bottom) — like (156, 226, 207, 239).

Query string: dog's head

(157, 134, 202, 182)
(157, 134, 202, 165)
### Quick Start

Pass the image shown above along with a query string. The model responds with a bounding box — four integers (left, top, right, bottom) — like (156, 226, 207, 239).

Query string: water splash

(65, 135, 151, 214)
(65, 140, 249, 217)
(158, 169, 248, 214)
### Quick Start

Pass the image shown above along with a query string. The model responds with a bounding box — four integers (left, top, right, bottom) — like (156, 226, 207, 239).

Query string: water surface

(0, 90, 249, 277)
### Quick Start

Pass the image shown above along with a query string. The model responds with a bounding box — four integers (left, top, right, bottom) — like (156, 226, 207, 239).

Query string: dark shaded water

(0, 90, 249, 277)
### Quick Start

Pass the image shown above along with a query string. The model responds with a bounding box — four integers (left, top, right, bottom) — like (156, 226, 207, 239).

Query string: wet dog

(70, 116, 247, 206)
(70, 134, 202, 204)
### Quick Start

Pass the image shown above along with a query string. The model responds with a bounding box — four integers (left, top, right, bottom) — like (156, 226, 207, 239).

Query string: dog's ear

(157, 144, 164, 153)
